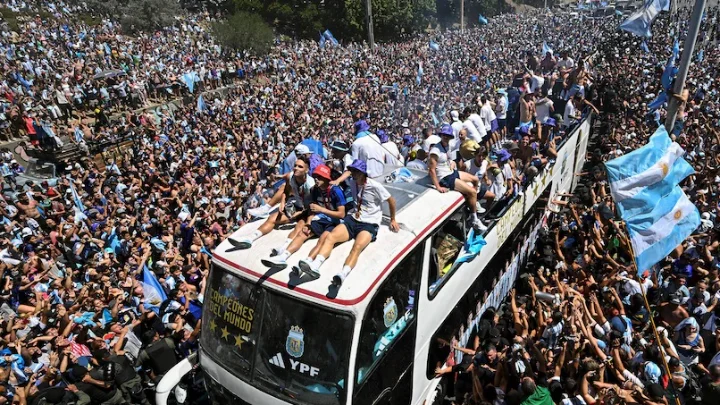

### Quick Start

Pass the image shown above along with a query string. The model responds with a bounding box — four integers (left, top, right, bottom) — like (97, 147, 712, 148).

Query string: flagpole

(620, 222, 681, 405)
(665, 0, 707, 131)
(365, 0, 375, 49)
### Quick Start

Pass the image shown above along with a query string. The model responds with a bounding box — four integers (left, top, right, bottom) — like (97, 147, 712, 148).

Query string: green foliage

(84, 0, 181, 33)
(232, 0, 436, 42)
(0, 7, 55, 31)
(211, 12, 274, 55)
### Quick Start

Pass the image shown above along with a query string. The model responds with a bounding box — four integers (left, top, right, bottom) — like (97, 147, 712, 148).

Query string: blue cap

(496, 149, 512, 162)
(543, 117, 557, 127)
(347, 159, 368, 175)
(438, 124, 454, 137)
(403, 135, 415, 146)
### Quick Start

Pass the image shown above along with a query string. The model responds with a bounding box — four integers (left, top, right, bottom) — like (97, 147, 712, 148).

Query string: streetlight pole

(665, 0, 706, 131)
(365, 0, 375, 49)
(461, 0, 465, 32)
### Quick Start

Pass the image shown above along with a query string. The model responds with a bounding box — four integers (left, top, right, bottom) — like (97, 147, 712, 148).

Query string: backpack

(677, 366, 703, 405)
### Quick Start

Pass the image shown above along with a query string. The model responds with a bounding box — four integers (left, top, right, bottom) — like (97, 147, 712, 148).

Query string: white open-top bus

(156, 117, 593, 405)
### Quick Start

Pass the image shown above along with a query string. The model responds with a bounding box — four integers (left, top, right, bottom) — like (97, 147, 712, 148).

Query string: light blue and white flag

(429, 40, 440, 51)
(626, 186, 700, 273)
(181, 72, 195, 93)
(319, 33, 326, 49)
(640, 41, 650, 53)
(197, 94, 208, 113)
(323, 30, 339, 46)
(542, 41, 553, 55)
(69, 183, 87, 223)
(142, 264, 167, 314)
(478, 15, 488, 25)
(619, 0, 670, 38)
(416, 62, 423, 85)
(605, 126, 694, 220)
(697, 49, 704, 62)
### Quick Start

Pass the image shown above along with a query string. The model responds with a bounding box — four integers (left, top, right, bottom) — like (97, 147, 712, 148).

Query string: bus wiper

(230, 351, 299, 399)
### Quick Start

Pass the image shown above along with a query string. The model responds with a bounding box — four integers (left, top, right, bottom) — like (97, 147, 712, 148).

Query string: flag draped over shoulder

(142, 265, 167, 314)
(620, 0, 670, 38)
(605, 125, 700, 273)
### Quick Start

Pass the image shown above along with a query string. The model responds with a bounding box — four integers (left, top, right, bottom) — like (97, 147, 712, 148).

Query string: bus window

(354, 244, 423, 388)
(428, 210, 466, 298)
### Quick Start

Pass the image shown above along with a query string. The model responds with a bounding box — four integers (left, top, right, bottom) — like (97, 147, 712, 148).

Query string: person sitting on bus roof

(234, 156, 315, 249)
(328, 140, 353, 174)
(262, 164, 346, 267)
(428, 124, 487, 232)
(298, 159, 399, 286)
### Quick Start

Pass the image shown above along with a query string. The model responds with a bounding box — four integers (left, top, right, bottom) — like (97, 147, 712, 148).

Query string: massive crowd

(0, 0, 718, 404)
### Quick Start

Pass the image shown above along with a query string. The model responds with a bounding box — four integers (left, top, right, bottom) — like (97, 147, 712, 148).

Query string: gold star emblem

(542, 173, 548, 187)
(220, 326, 230, 340)
(209, 320, 217, 332)
(660, 162, 669, 177)
(533, 181, 541, 196)
(234, 334, 244, 349)
(674, 210, 682, 220)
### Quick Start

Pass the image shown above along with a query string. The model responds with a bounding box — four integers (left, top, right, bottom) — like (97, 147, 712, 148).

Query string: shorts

(343, 215, 379, 242)
(439, 170, 460, 191)
(309, 215, 337, 236)
(497, 119, 506, 131)
(490, 119, 499, 133)
(478, 182, 489, 197)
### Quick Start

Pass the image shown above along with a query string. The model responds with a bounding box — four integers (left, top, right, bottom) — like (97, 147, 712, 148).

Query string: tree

(212, 12, 274, 55)
(84, 0, 181, 33)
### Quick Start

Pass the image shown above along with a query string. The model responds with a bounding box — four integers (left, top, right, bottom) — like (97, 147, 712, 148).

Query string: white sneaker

(301, 260, 321, 279)
(261, 255, 288, 268)
(298, 258, 316, 276)
(247, 204, 274, 218)
(472, 218, 488, 233)
(476, 202, 486, 214)
(229, 237, 253, 249)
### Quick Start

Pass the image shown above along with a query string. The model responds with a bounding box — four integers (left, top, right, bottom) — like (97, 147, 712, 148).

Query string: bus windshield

(202, 265, 353, 405)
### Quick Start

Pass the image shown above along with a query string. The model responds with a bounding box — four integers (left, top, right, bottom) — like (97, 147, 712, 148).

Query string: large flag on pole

(605, 126, 694, 220)
(323, 30, 339, 46)
(625, 186, 700, 273)
(620, 0, 670, 38)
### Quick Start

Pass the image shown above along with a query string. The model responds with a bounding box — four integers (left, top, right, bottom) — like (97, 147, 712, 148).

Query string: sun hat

(438, 124, 454, 137)
(347, 159, 368, 175)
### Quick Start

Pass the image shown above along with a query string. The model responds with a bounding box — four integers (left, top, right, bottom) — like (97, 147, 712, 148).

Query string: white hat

(450, 110, 460, 121)
(21, 227, 32, 237)
(178, 212, 190, 221)
(295, 144, 311, 155)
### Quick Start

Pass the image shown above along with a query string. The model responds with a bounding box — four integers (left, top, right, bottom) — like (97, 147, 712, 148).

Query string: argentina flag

(142, 264, 168, 314)
(620, 0, 670, 38)
(604, 125, 694, 220)
(626, 186, 700, 272)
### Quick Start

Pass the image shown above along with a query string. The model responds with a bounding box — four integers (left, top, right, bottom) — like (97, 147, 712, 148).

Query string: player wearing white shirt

(450, 110, 464, 138)
(480, 95, 499, 149)
(428, 125, 486, 232)
(467, 107, 488, 141)
(350, 120, 387, 178)
(299, 159, 399, 286)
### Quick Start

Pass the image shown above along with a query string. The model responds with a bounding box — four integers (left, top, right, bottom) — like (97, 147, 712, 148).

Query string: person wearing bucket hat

(298, 159, 399, 285)
(329, 140, 353, 173)
(350, 119, 387, 178)
(234, 155, 315, 249)
(262, 164, 347, 268)
(429, 124, 487, 232)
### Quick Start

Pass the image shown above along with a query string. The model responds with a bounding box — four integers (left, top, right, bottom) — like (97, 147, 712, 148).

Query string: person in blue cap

(428, 124, 487, 232)
(349, 119, 387, 178)
(298, 159, 399, 286)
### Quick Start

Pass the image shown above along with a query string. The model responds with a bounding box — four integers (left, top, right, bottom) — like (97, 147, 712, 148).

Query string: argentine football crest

(383, 297, 398, 328)
(286, 326, 305, 358)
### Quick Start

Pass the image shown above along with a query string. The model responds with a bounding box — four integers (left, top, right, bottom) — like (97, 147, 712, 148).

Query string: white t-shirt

(463, 119, 483, 142)
(467, 113, 487, 138)
(495, 96, 508, 120)
(558, 58, 575, 71)
(406, 159, 428, 171)
(563, 101, 577, 128)
(422, 135, 441, 152)
(382, 141, 404, 166)
(351, 134, 387, 178)
(451, 120, 464, 138)
(488, 167, 506, 200)
(465, 158, 488, 180)
(480, 104, 496, 131)
(535, 97, 554, 123)
(429, 143, 454, 180)
(349, 178, 391, 226)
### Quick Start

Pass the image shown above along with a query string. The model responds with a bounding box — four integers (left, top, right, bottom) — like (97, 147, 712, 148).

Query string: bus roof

(213, 166, 464, 311)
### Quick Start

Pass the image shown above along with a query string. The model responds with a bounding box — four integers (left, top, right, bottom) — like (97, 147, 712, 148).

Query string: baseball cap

(295, 144, 311, 155)
(329, 140, 349, 152)
(312, 164, 332, 181)
(403, 135, 415, 146)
